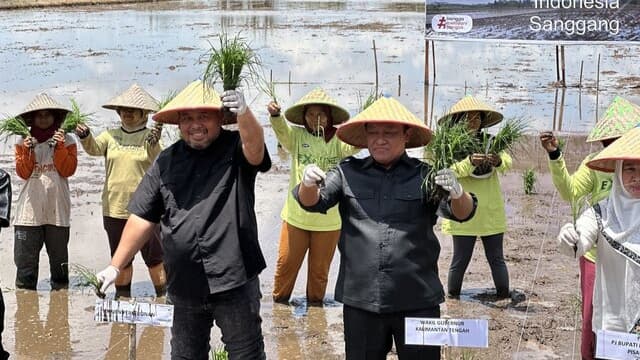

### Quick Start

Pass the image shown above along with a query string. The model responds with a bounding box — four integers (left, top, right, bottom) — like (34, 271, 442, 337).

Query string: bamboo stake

(398, 74, 401, 96)
(430, 82, 436, 128)
(579, 60, 584, 88)
(425, 39, 430, 85)
(560, 45, 566, 87)
(128, 323, 136, 360)
(424, 84, 429, 127)
(431, 40, 436, 83)
(595, 54, 601, 122)
(373, 40, 379, 96)
(558, 87, 566, 131)
(555, 45, 560, 83)
(288, 70, 291, 96)
(552, 88, 559, 131)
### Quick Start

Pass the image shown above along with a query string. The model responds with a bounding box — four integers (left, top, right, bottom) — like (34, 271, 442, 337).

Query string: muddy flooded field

(0, 0, 639, 359)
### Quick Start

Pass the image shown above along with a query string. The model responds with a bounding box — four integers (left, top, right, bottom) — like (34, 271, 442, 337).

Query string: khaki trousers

(272, 221, 340, 303)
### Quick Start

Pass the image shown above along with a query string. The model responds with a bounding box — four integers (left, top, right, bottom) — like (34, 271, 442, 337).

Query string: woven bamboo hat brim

(17, 93, 71, 126)
(152, 80, 223, 125)
(336, 97, 432, 149)
(437, 95, 503, 128)
(284, 88, 350, 126)
(103, 83, 159, 113)
(586, 97, 640, 143)
(586, 125, 640, 173)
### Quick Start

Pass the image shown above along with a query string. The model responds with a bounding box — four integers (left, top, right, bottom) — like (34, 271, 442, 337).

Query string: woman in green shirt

(268, 88, 358, 304)
(75, 84, 165, 298)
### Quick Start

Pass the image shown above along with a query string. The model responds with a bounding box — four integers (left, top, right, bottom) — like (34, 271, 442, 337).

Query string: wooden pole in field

(288, 70, 291, 96)
(552, 87, 559, 131)
(425, 39, 430, 85)
(373, 40, 379, 96)
(398, 74, 401, 96)
(560, 45, 566, 87)
(579, 60, 584, 88)
(595, 53, 601, 122)
(558, 87, 566, 131)
(128, 324, 136, 360)
(555, 45, 560, 83)
(431, 40, 436, 83)
(424, 84, 429, 127)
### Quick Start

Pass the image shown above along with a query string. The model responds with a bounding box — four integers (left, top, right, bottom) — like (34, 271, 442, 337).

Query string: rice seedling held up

(423, 116, 479, 202)
(145, 90, 177, 144)
(69, 263, 105, 298)
(256, 75, 278, 105)
(0, 115, 31, 145)
(202, 32, 261, 123)
(522, 167, 536, 195)
(477, 118, 528, 155)
(356, 89, 381, 113)
(49, 99, 93, 146)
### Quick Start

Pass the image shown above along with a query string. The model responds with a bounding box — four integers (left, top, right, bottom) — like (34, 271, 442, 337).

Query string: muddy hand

(470, 153, 487, 167)
(75, 123, 90, 139)
(487, 153, 502, 167)
(146, 123, 162, 145)
(52, 128, 65, 145)
(539, 131, 558, 153)
(267, 101, 281, 116)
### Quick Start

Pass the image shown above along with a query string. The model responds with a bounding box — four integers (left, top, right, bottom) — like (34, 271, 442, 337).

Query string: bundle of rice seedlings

(356, 89, 381, 113)
(478, 118, 528, 155)
(202, 33, 261, 92)
(257, 75, 278, 105)
(423, 117, 479, 202)
(69, 263, 105, 298)
(49, 99, 93, 146)
(0, 115, 31, 143)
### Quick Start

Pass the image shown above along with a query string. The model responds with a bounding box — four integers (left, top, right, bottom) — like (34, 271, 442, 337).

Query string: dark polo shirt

(129, 129, 271, 299)
(294, 153, 476, 313)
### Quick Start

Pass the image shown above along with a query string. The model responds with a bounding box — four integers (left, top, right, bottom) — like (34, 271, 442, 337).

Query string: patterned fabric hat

(336, 96, 432, 148)
(587, 125, 640, 173)
(103, 83, 159, 113)
(153, 80, 223, 125)
(586, 97, 640, 143)
(17, 93, 71, 126)
(284, 88, 350, 126)
(437, 95, 503, 128)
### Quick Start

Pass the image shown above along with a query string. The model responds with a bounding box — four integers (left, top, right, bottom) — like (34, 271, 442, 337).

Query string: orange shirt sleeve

(15, 144, 36, 180)
(53, 142, 78, 178)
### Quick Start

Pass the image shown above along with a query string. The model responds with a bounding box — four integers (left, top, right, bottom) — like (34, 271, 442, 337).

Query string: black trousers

(14, 225, 70, 289)
(343, 305, 441, 360)
(0, 290, 8, 360)
(447, 233, 509, 297)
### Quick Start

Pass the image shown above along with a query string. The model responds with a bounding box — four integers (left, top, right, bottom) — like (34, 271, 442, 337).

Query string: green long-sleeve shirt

(548, 151, 613, 262)
(441, 151, 512, 236)
(80, 127, 162, 219)
(271, 115, 359, 231)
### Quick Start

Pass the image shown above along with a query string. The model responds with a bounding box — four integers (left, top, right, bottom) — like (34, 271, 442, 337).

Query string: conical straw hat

(586, 97, 640, 143)
(586, 125, 640, 173)
(103, 83, 159, 113)
(284, 88, 350, 126)
(437, 95, 503, 128)
(17, 93, 71, 126)
(152, 80, 223, 125)
(337, 96, 432, 149)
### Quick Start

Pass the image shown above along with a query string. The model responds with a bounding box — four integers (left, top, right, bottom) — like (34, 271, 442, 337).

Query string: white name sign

(405, 318, 488, 348)
(94, 299, 174, 327)
(596, 329, 640, 360)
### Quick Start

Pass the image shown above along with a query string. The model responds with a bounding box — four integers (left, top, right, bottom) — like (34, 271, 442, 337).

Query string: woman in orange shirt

(13, 93, 77, 290)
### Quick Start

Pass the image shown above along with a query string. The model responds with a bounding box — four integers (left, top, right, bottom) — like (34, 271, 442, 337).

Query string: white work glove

(221, 89, 247, 116)
(557, 207, 599, 258)
(96, 265, 120, 295)
(434, 169, 464, 199)
(302, 164, 326, 187)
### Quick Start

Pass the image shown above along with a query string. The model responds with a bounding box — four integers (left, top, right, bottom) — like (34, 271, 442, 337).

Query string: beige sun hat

(336, 96, 432, 148)
(586, 125, 640, 173)
(437, 95, 503, 128)
(103, 83, 159, 113)
(586, 96, 640, 143)
(17, 93, 71, 126)
(284, 88, 350, 126)
(152, 80, 223, 125)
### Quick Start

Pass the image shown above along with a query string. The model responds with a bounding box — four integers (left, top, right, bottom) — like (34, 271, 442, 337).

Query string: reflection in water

(14, 290, 71, 359)
(105, 323, 165, 360)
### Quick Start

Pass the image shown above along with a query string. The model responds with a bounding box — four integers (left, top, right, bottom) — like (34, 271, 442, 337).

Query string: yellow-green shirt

(271, 115, 358, 231)
(441, 152, 512, 236)
(80, 127, 162, 219)
(549, 151, 613, 262)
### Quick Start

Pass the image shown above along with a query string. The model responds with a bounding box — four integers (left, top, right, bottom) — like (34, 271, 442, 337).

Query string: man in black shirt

(97, 81, 270, 359)
(295, 97, 476, 360)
